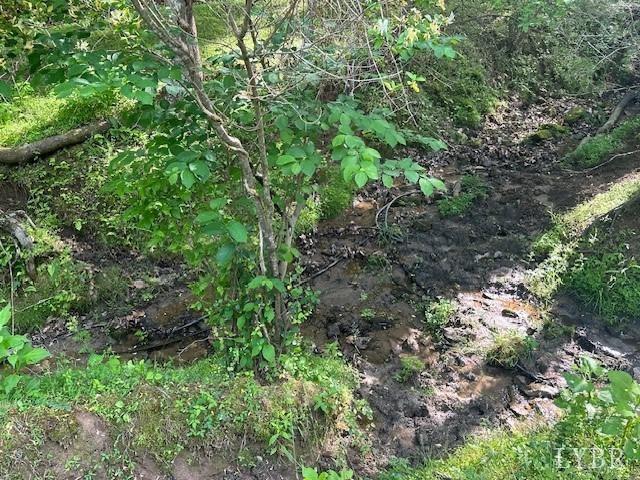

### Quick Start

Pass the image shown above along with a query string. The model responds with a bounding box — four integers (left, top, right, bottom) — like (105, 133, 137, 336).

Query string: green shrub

(394, 355, 424, 383)
(320, 170, 354, 220)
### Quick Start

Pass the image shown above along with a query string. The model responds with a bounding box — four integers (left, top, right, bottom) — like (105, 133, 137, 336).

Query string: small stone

(132, 280, 146, 289)
(509, 401, 531, 417)
(523, 383, 559, 399)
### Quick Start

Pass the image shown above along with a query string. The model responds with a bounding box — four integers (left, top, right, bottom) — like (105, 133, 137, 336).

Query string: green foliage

(423, 298, 456, 340)
(568, 250, 640, 324)
(437, 175, 487, 217)
(527, 174, 640, 301)
(527, 124, 569, 143)
(567, 116, 640, 168)
(0, 85, 123, 147)
(319, 168, 355, 220)
(302, 466, 354, 480)
(557, 357, 640, 463)
(0, 304, 50, 395)
(0, 348, 365, 469)
(394, 355, 425, 383)
(485, 330, 537, 368)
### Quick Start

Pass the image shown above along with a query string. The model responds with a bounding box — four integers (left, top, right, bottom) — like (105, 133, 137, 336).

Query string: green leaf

(277, 154, 296, 166)
(180, 170, 195, 189)
(189, 161, 210, 181)
(195, 211, 219, 224)
(209, 198, 227, 209)
(361, 162, 378, 179)
(419, 177, 434, 196)
(430, 178, 446, 191)
(21, 347, 49, 365)
(2, 374, 20, 394)
(216, 243, 235, 266)
(0, 305, 10, 329)
(382, 174, 394, 188)
(361, 147, 381, 162)
(354, 172, 368, 188)
(134, 90, 155, 105)
(0, 81, 13, 101)
(262, 344, 276, 363)
(300, 158, 317, 177)
(405, 170, 420, 183)
(302, 467, 319, 480)
(227, 221, 248, 243)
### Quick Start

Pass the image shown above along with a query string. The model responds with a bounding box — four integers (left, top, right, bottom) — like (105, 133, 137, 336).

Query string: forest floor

(2, 93, 639, 479)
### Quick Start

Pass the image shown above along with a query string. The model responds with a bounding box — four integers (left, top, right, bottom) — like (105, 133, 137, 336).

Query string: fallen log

(577, 89, 638, 149)
(0, 120, 110, 165)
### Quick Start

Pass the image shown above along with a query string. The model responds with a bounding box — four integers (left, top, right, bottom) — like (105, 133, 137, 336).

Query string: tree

(11, 0, 455, 367)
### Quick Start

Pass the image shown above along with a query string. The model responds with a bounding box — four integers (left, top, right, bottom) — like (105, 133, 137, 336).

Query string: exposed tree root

(0, 120, 110, 165)
(0, 210, 36, 279)
(577, 89, 638, 148)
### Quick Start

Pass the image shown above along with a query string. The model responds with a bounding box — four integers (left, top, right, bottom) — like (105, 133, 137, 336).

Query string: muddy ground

(2, 93, 640, 479)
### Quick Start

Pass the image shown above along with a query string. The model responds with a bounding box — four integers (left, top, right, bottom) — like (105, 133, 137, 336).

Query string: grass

(485, 330, 537, 368)
(377, 424, 639, 480)
(567, 116, 640, 168)
(0, 86, 125, 147)
(527, 173, 640, 301)
(0, 349, 368, 476)
(568, 246, 640, 324)
(394, 355, 425, 383)
(437, 175, 488, 217)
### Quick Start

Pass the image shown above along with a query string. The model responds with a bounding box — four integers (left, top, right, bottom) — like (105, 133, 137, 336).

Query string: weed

(360, 308, 376, 320)
(485, 330, 537, 369)
(366, 252, 389, 270)
(423, 298, 456, 340)
(394, 355, 424, 383)
(319, 168, 354, 220)
(437, 175, 488, 218)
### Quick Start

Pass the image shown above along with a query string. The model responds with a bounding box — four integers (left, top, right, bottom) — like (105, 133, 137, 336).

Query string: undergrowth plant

(437, 174, 488, 217)
(0, 304, 49, 394)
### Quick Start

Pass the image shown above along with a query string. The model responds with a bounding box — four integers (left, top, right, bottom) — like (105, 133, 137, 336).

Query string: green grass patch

(0, 349, 369, 475)
(0, 86, 125, 147)
(527, 173, 640, 302)
(423, 298, 457, 340)
(567, 116, 640, 168)
(568, 248, 640, 324)
(485, 330, 537, 369)
(437, 175, 488, 217)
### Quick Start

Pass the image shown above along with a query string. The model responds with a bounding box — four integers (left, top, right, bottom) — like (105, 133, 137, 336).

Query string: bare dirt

(301, 96, 640, 475)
